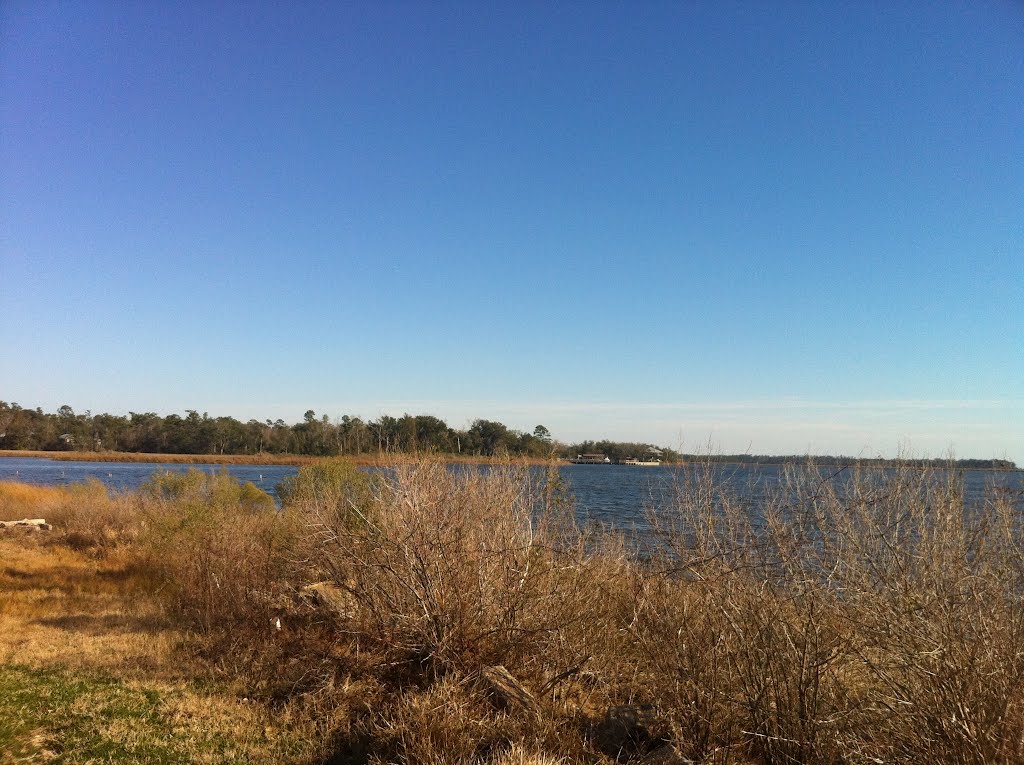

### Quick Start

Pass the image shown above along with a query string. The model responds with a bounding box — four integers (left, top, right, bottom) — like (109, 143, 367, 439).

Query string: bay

(0, 457, 1020, 532)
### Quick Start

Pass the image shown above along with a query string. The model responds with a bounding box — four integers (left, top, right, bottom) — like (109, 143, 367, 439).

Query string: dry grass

(2, 460, 1022, 764)
(0, 535, 332, 764)
(0, 481, 67, 520)
(0, 479, 138, 551)
(0, 539, 164, 670)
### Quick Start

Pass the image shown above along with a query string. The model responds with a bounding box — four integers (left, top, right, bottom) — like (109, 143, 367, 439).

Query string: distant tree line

(0, 401, 1015, 470)
(0, 401, 679, 461)
(0, 402, 561, 457)
(685, 453, 1019, 470)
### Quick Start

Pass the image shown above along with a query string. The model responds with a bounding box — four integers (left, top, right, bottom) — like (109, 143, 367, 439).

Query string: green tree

(468, 419, 514, 456)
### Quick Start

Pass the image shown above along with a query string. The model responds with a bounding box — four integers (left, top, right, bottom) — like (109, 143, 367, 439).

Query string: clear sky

(2, 2, 1021, 460)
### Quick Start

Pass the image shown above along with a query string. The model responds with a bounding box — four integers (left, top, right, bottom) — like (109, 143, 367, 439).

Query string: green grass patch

(1, 664, 176, 763)
(0, 664, 309, 764)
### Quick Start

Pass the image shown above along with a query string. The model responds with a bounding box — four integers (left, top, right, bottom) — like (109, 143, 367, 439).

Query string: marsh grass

(0, 479, 138, 551)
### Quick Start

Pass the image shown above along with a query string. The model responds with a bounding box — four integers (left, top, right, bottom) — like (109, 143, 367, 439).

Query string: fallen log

(0, 518, 51, 530)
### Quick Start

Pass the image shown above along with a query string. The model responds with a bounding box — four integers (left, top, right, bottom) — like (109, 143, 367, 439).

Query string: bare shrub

(624, 462, 1024, 765)
(826, 466, 1024, 764)
(50, 456, 1013, 764)
(306, 461, 592, 680)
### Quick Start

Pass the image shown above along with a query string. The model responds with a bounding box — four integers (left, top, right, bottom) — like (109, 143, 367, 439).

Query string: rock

(596, 704, 670, 759)
(477, 665, 540, 716)
(301, 581, 354, 618)
(0, 518, 51, 530)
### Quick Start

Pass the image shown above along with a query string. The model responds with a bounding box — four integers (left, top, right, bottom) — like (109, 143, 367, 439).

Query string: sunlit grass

(0, 481, 67, 519)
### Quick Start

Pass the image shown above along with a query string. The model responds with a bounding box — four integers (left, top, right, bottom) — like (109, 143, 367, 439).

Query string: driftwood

(0, 518, 51, 530)
(477, 665, 540, 716)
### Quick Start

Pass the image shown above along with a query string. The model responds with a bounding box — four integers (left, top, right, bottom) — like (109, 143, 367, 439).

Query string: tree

(397, 413, 453, 453)
(339, 415, 370, 454)
(468, 419, 514, 456)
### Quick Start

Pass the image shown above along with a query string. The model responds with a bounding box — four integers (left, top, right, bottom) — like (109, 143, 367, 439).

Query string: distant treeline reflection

(0, 400, 1015, 469)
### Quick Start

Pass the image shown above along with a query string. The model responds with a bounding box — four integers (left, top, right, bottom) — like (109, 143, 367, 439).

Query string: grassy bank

(0, 529, 332, 764)
(1, 461, 1022, 764)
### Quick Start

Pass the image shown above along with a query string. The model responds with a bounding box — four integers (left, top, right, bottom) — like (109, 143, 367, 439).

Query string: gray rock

(597, 704, 671, 759)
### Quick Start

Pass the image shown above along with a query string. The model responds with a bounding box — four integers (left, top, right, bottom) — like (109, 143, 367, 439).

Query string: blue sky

(2, 2, 1021, 460)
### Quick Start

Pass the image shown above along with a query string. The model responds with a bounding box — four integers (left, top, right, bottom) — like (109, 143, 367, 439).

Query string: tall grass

(0, 480, 66, 518)
(0, 479, 136, 551)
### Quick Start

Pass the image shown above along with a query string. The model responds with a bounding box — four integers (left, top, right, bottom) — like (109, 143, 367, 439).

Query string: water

(0, 457, 1020, 530)
(0, 457, 295, 500)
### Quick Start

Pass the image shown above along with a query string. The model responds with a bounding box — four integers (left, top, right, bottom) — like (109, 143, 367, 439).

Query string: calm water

(0, 457, 1020, 531)
(0, 457, 296, 499)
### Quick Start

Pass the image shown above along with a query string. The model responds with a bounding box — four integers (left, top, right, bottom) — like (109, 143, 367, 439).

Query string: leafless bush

(306, 461, 591, 679)
(628, 461, 1024, 765)
(827, 466, 1024, 764)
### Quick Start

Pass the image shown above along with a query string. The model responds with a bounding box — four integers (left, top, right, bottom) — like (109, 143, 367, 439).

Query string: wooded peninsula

(0, 401, 1015, 469)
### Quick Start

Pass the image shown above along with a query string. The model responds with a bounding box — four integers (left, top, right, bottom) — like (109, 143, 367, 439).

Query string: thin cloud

(332, 398, 1023, 416)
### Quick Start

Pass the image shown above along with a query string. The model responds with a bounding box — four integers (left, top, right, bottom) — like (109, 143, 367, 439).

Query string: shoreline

(0, 449, 1017, 472)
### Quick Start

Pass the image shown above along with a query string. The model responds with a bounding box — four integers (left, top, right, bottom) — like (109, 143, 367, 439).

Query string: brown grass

(0, 534, 334, 764)
(0, 538, 170, 672)
(2, 460, 1022, 764)
(0, 479, 138, 551)
(0, 481, 67, 519)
